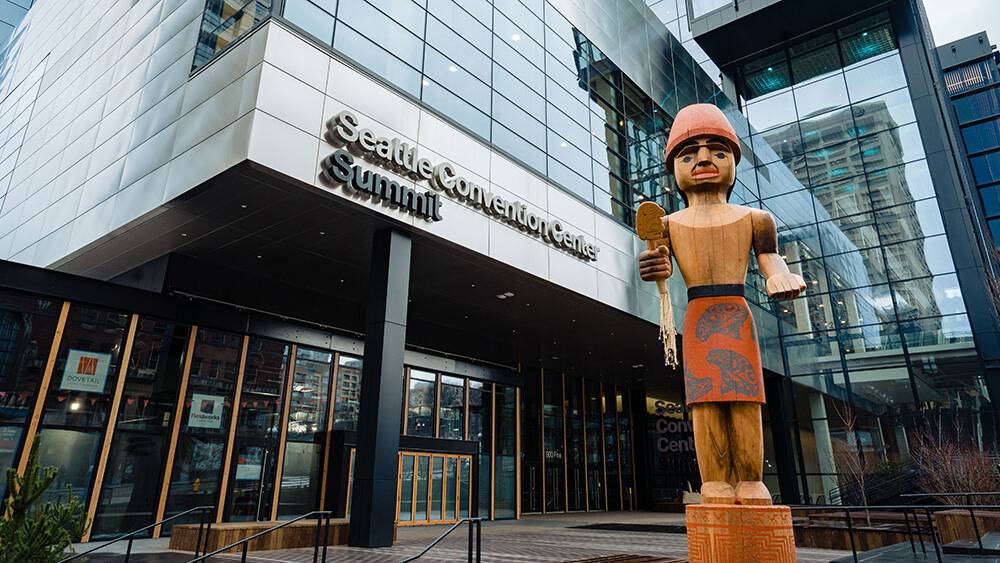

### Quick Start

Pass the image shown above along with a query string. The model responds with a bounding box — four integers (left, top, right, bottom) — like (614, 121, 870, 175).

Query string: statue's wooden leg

(692, 402, 735, 503)
(730, 402, 771, 505)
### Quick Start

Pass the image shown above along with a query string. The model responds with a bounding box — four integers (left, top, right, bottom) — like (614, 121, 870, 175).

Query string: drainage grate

(570, 523, 687, 534)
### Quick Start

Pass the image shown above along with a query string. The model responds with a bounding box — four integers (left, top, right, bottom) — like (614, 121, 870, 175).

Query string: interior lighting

(70, 402, 81, 411)
(448, 65, 458, 72)
(511, 33, 521, 41)
(422, 79, 430, 86)
(560, 142, 567, 147)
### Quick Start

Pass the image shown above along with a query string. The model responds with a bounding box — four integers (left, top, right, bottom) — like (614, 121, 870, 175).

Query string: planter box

(936, 510, 1000, 544)
(169, 519, 362, 554)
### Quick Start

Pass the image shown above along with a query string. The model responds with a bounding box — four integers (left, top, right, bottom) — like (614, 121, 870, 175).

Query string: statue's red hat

(664, 104, 741, 173)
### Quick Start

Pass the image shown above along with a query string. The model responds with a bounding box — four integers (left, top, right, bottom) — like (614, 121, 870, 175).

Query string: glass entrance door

(397, 452, 471, 525)
(226, 439, 277, 521)
(348, 450, 471, 525)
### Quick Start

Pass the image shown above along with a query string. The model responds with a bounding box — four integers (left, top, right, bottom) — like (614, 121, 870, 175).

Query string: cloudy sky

(923, 0, 1000, 47)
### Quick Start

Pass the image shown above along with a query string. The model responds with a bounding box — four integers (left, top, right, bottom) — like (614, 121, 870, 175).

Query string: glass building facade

(0, 0, 995, 540)
(182, 0, 1000, 507)
(733, 11, 988, 504)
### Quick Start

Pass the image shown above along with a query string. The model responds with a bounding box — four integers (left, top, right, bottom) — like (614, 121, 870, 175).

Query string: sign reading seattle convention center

(319, 110, 599, 262)
(188, 393, 225, 429)
(60, 349, 112, 393)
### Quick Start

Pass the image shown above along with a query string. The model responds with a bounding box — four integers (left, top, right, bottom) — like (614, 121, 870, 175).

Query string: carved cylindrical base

(686, 503, 795, 562)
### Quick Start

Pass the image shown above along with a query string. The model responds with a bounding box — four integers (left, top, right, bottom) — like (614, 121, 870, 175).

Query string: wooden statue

(638, 104, 805, 505)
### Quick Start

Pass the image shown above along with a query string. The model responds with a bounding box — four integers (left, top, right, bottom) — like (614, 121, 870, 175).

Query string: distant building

(938, 32, 1000, 246)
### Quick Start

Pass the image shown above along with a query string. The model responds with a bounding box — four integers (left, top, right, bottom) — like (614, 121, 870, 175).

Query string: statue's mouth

(692, 167, 718, 178)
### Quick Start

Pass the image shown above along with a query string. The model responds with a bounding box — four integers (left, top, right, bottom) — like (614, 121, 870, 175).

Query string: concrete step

(943, 531, 1000, 555)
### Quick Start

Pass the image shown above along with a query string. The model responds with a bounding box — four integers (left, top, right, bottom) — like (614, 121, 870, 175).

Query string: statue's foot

(735, 481, 772, 505)
(701, 481, 736, 504)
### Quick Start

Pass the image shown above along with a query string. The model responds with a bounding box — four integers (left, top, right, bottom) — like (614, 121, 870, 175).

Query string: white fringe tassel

(657, 279, 678, 368)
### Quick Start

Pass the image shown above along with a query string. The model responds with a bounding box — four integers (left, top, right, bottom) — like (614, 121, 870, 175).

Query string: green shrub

(0, 435, 90, 562)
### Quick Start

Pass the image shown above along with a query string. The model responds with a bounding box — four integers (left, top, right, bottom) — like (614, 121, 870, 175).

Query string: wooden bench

(169, 519, 352, 553)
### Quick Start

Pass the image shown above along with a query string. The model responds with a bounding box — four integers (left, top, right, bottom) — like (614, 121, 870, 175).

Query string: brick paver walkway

(76, 511, 852, 562)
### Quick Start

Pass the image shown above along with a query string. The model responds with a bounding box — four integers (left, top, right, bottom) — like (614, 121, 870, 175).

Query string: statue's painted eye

(716, 152, 726, 159)
(683, 156, 693, 163)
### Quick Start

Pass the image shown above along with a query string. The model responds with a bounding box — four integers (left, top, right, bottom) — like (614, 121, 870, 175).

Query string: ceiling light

(496, 294, 507, 299)
(422, 79, 430, 86)
(241, 204, 247, 209)
(70, 402, 80, 411)
(503, 292, 514, 297)
(511, 33, 521, 41)
(257, 255, 262, 259)
(320, 231, 325, 235)
(181, 233, 187, 237)
(560, 142, 567, 147)
(448, 66, 458, 72)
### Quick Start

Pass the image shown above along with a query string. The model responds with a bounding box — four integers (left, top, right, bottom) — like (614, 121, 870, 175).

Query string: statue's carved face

(672, 135, 736, 196)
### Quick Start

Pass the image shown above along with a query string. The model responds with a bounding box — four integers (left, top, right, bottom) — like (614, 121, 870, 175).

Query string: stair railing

(398, 517, 482, 563)
(58, 505, 215, 563)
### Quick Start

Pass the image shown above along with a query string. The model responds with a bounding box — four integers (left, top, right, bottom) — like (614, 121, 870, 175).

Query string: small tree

(832, 402, 875, 524)
(0, 435, 90, 562)
(911, 415, 1000, 505)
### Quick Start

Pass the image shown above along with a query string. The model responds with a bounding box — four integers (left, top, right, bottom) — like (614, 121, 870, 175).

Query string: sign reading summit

(320, 110, 599, 262)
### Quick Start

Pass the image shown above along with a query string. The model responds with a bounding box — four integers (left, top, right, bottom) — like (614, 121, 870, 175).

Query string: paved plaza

(74, 511, 852, 562)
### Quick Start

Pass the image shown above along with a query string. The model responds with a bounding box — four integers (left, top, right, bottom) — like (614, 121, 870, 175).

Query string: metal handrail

(187, 510, 333, 563)
(793, 502, 1000, 563)
(58, 505, 215, 563)
(398, 518, 482, 563)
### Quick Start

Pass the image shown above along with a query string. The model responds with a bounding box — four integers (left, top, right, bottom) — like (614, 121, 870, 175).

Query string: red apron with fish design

(683, 295, 764, 405)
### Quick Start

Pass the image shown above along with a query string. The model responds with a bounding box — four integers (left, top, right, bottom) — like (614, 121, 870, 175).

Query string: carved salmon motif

(707, 349, 759, 397)
(695, 303, 749, 342)
(684, 367, 713, 402)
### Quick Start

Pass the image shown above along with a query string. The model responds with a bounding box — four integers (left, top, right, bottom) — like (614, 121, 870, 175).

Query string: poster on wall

(59, 349, 112, 393)
(188, 394, 225, 429)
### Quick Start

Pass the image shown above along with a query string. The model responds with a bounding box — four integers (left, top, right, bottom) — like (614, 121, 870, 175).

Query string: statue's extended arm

(752, 209, 806, 300)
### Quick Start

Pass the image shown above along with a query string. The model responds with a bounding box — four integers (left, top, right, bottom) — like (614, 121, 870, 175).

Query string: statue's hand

(766, 273, 806, 300)
(639, 246, 672, 282)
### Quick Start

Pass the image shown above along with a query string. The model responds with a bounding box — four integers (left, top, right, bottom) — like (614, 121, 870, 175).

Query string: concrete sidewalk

(69, 511, 851, 562)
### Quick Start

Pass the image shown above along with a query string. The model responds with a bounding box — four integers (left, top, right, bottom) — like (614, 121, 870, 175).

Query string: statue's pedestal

(686, 503, 795, 562)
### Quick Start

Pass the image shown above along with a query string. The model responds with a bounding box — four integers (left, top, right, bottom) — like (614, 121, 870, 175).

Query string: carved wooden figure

(638, 104, 805, 505)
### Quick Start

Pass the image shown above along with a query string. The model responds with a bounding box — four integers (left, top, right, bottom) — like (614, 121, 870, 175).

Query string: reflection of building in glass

(765, 101, 940, 339)
(693, 0, 999, 505)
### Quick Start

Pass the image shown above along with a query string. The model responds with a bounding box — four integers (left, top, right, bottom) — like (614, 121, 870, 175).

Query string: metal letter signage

(319, 110, 600, 262)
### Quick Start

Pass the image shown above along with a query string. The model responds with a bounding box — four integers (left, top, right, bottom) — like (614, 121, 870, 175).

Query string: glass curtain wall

(332, 354, 361, 430)
(91, 318, 190, 538)
(736, 12, 991, 504)
(193, 0, 272, 69)
(162, 328, 242, 529)
(945, 58, 1000, 243)
(542, 372, 564, 512)
(38, 305, 130, 507)
(533, 373, 634, 514)
(494, 384, 516, 518)
(227, 338, 288, 521)
(277, 347, 332, 518)
(0, 290, 59, 498)
(469, 379, 492, 518)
